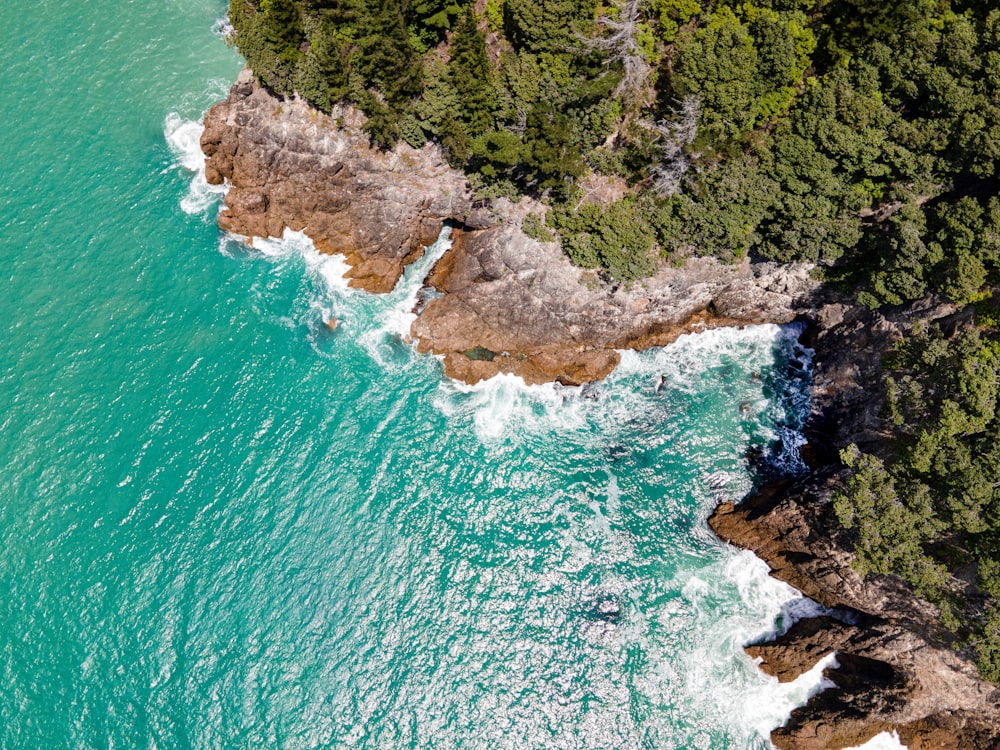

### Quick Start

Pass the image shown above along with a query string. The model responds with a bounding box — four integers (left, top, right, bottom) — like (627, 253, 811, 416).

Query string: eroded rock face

(711, 303, 1000, 750)
(201, 69, 476, 293)
(413, 200, 823, 384)
(201, 72, 823, 384)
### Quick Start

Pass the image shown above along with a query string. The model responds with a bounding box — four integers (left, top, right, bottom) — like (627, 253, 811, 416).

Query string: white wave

(356, 228, 454, 367)
(434, 322, 814, 457)
(435, 373, 589, 442)
(250, 230, 353, 295)
(672, 550, 833, 744)
(226, 226, 461, 367)
(164, 112, 227, 215)
(211, 15, 234, 38)
(846, 731, 908, 750)
(613, 324, 789, 388)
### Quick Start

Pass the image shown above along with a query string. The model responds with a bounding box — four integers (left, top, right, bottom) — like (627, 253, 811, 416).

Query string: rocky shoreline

(201, 71, 1000, 748)
(711, 301, 1000, 749)
(201, 69, 823, 385)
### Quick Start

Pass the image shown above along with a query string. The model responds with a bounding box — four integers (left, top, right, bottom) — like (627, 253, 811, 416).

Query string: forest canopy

(229, 0, 1000, 293)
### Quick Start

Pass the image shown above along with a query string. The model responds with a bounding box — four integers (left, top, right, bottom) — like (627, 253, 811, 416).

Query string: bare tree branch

(585, 0, 650, 97)
(641, 96, 700, 196)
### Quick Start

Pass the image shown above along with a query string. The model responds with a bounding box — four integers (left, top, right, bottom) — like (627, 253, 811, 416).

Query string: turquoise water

(2, 2, 831, 748)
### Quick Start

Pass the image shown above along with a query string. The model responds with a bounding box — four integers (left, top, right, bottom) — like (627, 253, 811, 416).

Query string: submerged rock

(589, 594, 624, 624)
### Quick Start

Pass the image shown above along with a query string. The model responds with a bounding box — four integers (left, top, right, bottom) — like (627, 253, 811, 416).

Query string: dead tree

(588, 0, 650, 97)
(641, 96, 700, 196)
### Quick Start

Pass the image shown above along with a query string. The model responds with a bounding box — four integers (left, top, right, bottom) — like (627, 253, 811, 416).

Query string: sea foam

(164, 112, 227, 215)
(847, 732, 908, 749)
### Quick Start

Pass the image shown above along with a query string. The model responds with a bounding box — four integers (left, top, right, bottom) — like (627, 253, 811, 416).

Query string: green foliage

(834, 446, 949, 596)
(837, 326, 1000, 681)
(522, 212, 555, 242)
(228, 0, 1000, 288)
(650, 0, 700, 43)
(294, 18, 349, 110)
(406, 0, 465, 52)
(448, 10, 495, 136)
(484, 0, 504, 31)
(550, 198, 657, 280)
(503, 0, 596, 53)
(261, 0, 305, 65)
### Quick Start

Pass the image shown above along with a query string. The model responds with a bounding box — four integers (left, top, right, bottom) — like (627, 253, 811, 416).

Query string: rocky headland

(202, 71, 1000, 747)
(201, 69, 823, 385)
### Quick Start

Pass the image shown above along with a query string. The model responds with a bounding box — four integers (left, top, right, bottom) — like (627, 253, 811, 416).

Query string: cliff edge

(201, 70, 822, 385)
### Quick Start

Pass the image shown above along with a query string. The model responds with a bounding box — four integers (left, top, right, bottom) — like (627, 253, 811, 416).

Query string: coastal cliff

(710, 302, 1000, 749)
(201, 71, 822, 385)
(201, 72, 1000, 747)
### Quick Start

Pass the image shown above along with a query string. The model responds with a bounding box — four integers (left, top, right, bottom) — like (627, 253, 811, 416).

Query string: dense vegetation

(228, 0, 1000, 680)
(835, 315, 1000, 681)
(229, 0, 1000, 288)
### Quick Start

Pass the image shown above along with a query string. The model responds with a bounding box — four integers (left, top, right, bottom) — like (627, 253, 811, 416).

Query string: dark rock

(711, 301, 1000, 749)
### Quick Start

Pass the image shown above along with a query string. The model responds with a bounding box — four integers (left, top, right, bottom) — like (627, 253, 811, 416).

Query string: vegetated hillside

(229, 0, 1000, 288)
(227, 0, 1000, 681)
(835, 311, 1000, 683)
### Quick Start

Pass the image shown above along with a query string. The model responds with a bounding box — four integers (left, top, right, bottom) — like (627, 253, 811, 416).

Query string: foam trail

(164, 113, 227, 215)
(668, 550, 832, 743)
(250, 230, 353, 296)
(211, 15, 233, 38)
(356, 227, 454, 368)
(435, 322, 812, 449)
(435, 373, 588, 442)
(381, 226, 452, 337)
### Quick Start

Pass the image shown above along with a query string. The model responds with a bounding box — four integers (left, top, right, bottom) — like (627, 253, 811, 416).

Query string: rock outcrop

(201, 68, 478, 293)
(201, 70, 822, 384)
(414, 200, 822, 384)
(710, 302, 1000, 750)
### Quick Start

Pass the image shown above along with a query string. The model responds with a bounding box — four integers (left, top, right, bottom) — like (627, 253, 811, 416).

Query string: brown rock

(411, 201, 823, 384)
(201, 74, 825, 384)
(201, 68, 475, 294)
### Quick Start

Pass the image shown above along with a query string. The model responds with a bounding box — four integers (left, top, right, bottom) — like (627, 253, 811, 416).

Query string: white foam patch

(435, 374, 589, 441)
(250, 230, 352, 294)
(846, 732, 908, 750)
(211, 15, 234, 38)
(164, 112, 227, 215)
(434, 323, 813, 450)
(356, 228, 453, 366)
(223, 226, 456, 367)
(664, 550, 832, 742)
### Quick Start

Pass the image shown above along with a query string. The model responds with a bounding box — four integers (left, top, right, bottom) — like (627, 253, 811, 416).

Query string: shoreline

(200, 69, 826, 386)
(201, 70, 1000, 748)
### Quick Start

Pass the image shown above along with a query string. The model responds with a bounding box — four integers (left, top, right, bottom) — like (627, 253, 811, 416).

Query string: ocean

(1, 1, 883, 747)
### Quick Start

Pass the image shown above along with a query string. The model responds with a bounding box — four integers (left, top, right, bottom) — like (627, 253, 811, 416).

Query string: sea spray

(164, 112, 228, 215)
